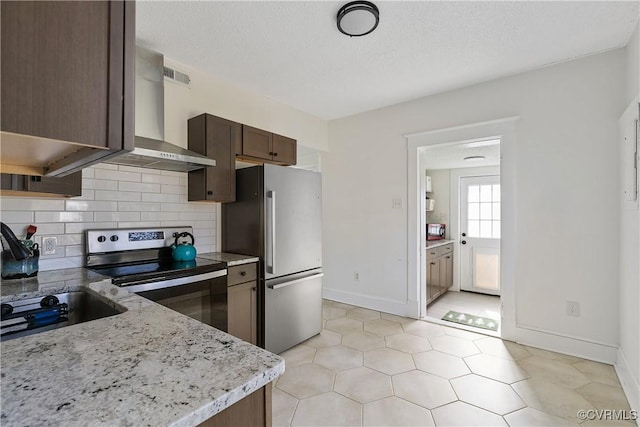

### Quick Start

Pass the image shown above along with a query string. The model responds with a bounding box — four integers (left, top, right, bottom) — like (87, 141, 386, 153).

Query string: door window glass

(467, 184, 501, 238)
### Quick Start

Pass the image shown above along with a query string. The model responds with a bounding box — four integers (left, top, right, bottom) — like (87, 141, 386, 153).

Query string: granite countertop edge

(0, 264, 283, 427)
(426, 239, 455, 249)
(198, 252, 260, 266)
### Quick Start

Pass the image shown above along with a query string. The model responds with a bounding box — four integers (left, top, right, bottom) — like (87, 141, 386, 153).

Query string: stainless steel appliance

(427, 223, 446, 241)
(104, 46, 216, 172)
(222, 164, 322, 354)
(85, 227, 227, 330)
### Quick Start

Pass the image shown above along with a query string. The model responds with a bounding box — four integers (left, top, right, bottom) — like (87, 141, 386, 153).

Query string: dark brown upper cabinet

(239, 125, 297, 166)
(0, 0, 135, 177)
(188, 114, 241, 202)
(1, 172, 82, 198)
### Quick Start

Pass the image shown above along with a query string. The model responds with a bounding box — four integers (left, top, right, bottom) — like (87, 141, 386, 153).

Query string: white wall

(0, 164, 217, 270)
(323, 48, 625, 360)
(617, 22, 640, 416)
(162, 57, 328, 152)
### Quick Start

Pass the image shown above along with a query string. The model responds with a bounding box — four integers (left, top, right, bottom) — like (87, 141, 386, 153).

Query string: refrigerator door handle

(267, 273, 324, 290)
(267, 190, 276, 274)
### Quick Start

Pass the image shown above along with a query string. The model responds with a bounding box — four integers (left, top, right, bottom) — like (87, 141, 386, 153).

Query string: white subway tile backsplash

(141, 211, 180, 221)
(94, 169, 141, 182)
(0, 164, 217, 271)
(65, 245, 84, 257)
(161, 184, 186, 195)
(0, 211, 35, 223)
(1, 198, 66, 211)
(32, 222, 66, 235)
(66, 222, 117, 234)
(141, 192, 181, 203)
(66, 200, 118, 212)
(94, 190, 141, 202)
(118, 202, 161, 212)
(35, 211, 94, 223)
(82, 179, 119, 191)
(119, 165, 162, 174)
(118, 181, 161, 194)
(117, 221, 162, 228)
(94, 211, 141, 222)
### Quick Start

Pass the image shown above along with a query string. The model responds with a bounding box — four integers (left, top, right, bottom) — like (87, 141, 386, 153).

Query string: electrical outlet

(566, 301, 580, 317)
(42, 237, 57, 255)
(354, 272, 360, 281)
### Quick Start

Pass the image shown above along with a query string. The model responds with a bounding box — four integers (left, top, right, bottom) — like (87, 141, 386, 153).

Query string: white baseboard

(322, 287, 411, 318)
(616, 348, 640, 422)
(515, 325, 618, 364)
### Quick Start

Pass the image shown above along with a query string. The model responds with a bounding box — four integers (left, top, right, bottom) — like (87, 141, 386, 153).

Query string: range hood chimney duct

(104, 46, 215, 172)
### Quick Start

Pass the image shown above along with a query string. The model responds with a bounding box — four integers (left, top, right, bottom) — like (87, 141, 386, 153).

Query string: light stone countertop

(198, 252, 260, 266)
(426, 239, 455, 249)
(0, 268, 284, 427)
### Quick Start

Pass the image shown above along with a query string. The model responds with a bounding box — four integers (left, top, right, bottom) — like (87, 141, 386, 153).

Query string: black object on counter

(0, 222, 30, 261)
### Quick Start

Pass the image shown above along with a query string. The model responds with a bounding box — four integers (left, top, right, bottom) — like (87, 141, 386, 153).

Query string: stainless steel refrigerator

(222, 164, 322, 354)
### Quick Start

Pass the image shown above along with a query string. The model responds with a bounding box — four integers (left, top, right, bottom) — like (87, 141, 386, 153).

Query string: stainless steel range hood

(104, 46, 215, 172)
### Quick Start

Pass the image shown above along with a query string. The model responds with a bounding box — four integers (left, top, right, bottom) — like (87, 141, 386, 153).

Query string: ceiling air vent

(163, 66, 190, 86)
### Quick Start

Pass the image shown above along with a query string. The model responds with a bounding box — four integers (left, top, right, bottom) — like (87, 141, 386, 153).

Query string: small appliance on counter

(427, 223, 446, 241)
(0, 223, 39, 279)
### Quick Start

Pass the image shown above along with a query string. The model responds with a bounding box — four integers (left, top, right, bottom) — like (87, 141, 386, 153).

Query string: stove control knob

(110, 235, 119, 242)
(97, 235, 106, 243)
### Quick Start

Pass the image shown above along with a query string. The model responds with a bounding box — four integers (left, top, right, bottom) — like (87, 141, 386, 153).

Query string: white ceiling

(420, 138, 500, 170)
(136, 1, 639, 120)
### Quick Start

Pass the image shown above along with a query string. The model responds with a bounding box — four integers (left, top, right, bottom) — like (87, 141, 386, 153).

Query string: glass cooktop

(89, 257, 226, 286)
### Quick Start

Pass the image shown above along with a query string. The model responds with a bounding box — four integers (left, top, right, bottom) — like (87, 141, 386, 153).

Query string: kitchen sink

(0, 290, 125, 342)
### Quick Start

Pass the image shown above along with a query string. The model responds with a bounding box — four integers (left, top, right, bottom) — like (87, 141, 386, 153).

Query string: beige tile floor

(272, 299, 635, 427)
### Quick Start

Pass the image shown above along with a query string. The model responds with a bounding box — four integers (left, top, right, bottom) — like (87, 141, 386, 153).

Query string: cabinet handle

(430, 262, 436, 265)
(273, 152, 278, 156)
(430, 252, 436, 255)
(268, 151, 274, 155)
(251, 287, 257, 291)
(446, 256, 451, 259)
(207, 191, 213, 195)
(240, 271, 246, 276)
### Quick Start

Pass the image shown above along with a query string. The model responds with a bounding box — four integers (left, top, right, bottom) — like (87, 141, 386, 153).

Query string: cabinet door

(426, 257, 440, 304)
(242, 125, 273, 161)
(188, 114, 240, 202)
(1, 1, 134, 175)
(271, 134, 297, 165)
(443, 254, 453, 291)
(228, 281, 257, 345)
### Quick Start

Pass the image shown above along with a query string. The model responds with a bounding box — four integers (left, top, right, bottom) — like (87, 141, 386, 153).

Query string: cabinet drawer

(427, 243, 453, 259)
(227, 263, 257, 286)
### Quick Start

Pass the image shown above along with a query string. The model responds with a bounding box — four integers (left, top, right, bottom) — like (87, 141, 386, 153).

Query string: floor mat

(442, 310, 499, 331)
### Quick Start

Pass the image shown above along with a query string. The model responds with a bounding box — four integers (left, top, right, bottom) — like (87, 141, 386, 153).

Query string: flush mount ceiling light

(337, 1, 379, 37)
(464, 155, 486, 162)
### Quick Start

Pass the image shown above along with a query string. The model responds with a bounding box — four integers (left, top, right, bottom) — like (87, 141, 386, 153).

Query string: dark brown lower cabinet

(227, 263, 258, 345)
(198, 384, 272, 427)
(426, 243, 453, 306)
(0, 172, 82, 197)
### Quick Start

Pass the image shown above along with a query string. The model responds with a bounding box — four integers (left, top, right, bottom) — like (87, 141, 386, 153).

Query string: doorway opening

(419, 138, 502, 337)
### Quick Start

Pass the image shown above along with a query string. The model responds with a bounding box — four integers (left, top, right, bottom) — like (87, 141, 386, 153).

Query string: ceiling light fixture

(337, 1, 379, 37)
(464, 156, 486, 162)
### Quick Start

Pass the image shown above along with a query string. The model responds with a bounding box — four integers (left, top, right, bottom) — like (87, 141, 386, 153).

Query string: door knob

(461, 240, 467, 245)
(461, 232, 466, 237)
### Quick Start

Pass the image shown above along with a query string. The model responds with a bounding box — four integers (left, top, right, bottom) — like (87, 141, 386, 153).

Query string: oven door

(126, 270, 228, 331)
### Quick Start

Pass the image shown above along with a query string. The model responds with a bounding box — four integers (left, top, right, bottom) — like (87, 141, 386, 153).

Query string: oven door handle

(123, 269, 227, 293)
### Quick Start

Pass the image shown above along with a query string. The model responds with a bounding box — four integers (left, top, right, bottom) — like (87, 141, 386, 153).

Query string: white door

(460, 175, 501, 295)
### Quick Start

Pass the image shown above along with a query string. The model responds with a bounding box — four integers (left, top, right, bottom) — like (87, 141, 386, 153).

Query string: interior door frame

(405, 117, 519, 341)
